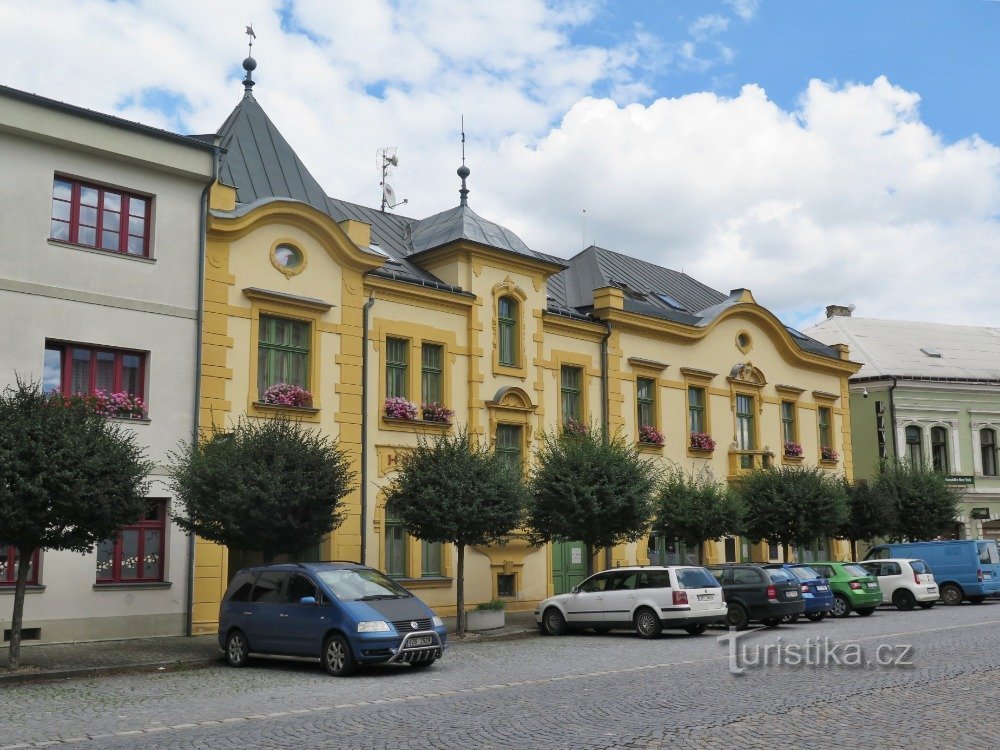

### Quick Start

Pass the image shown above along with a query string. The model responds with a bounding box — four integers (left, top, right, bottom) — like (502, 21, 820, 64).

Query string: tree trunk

(8, 547, 33, 669)
(782, 541, 791, 564)
(585, 542, 594, 576)
(455, 544, 466, 638)
(851, 539, 858, 562)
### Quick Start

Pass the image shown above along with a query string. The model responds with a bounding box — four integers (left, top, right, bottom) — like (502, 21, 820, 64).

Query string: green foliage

(874, 460, 962, 542)
(528, 426, 657, 553)
(0, 379, 153, 555)
(169, 416, 354, 561)
(475, 598, 506, 611)
(840, 477, 898, 544)
(734, 465, 848, 557)
(654, 467, 742, 561)
(384, 429, 527, 547)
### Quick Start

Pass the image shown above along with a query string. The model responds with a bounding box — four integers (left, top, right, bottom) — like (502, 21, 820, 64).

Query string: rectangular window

(781, 401, 797, 444)
(420, 343, 443, 405)
(637, 377, 655, 429)
(96, 501, 166, 583)
(497, 573, 516, 598)
(43, 342, 145, 400)
(0, 546, 40, 586)
(736, 394, 756, 450)
(688, 387, 705, 434)
(496, 424, 523, 468)
(818, 406, 832, 450)
(421, 541, 442, 577)
(384, 511, 407, 577)
(981, 429, 997, 477)
(385, 337, 409, 399)
(258, 316, 310, 395)
(50, 177, 151, 257)
(497, 297, 518, 366)
(560, 366, 583, 425)
(931, 426, 950, 473)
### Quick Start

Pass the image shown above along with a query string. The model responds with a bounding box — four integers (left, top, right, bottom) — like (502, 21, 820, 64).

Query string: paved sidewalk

(0, 609, 537, 684)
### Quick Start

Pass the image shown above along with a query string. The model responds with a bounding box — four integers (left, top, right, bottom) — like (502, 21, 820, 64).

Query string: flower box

(820, 446, 840, 462)
(638, 425, 665, 447)
(689, 432, 716, 451)
(260, 383, 313, 408)
(783, 441, 804, 457)
(384, 397, 418, 421)
(421, 402, 454, 424)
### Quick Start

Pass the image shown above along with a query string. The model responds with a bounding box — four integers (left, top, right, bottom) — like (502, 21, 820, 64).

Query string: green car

(808, 562, 883, 618)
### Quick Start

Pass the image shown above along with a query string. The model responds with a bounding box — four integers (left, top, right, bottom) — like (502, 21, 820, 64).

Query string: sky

(2, 0, 999, 330)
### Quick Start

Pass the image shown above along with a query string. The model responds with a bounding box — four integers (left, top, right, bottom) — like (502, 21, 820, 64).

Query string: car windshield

(315, 568, 412, 601)
(766, 568, 796, 583)
(790, 566, 821, 582)
(676, 568, 721, 589)
(843, 564, 869, 577)
(910, 560, 932, 574)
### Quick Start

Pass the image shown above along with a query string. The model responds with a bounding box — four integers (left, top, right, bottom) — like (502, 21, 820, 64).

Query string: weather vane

(245, 23, 256, 55)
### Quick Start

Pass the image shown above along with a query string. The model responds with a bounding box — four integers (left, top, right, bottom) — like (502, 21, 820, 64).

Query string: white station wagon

(535, 565, 728, 638)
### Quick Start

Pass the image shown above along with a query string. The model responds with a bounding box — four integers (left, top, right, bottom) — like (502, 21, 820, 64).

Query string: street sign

(945, 475, 975, 486)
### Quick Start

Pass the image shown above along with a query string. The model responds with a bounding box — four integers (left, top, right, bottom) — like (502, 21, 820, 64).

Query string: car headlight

(431, 616, 444, 628)
(357, 620, 391, 633)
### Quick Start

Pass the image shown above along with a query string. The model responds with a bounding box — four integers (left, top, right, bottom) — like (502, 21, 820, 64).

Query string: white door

(564, 571, 612, 626)
(601, 570, 640, 625)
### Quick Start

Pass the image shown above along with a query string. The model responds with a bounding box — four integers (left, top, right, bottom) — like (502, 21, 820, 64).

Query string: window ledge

(637, 441, 664, 453)
(253, 402, 320, 414)
(93, 581, 172, 591)
(0, 585, 45, 595)
(782, 454, 805, 463)
(109, 417, 151, 425)
(396, 577, 453, 589)
(819, 459, 840, 467)
(381, 416, 452, 433)
(48, 238, 155, 263)
(687, 447, 715, 457)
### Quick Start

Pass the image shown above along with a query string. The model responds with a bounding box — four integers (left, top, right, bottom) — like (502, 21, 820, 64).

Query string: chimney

(826, 304, 853, 319)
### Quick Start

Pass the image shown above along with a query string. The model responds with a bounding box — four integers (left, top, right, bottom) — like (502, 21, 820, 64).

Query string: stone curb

(0, 655, 221, 685)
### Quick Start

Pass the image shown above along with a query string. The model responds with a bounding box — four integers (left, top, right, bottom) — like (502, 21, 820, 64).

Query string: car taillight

(914, 569, 921, 585)
(720, 589, 726, 603)
(978, 569, 984, 583)
(850, 581, 862, 590)
(673, 590, 688, 605)
(801, 584, 809, 592)
(766, 585, 777, 600)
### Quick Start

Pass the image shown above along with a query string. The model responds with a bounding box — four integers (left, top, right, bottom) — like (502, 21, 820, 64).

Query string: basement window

(4, 627, 41, 642)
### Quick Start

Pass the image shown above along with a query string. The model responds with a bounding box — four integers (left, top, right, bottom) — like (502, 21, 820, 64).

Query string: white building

(0, 85, 217, 643)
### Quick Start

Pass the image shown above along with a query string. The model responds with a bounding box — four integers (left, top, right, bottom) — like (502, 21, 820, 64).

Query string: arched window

(931, 426, 949, 473)
(905, 425, 923, 465)
(497, 296, 518, 367)
(982, 428, 998, 477)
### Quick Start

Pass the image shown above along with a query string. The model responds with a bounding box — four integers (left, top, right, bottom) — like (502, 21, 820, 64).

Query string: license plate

(985, 573, 993, 580)
(866, 582, 879, 589)
(927, 587, 937, 593)
(817, 585, 829, 591)
(786, 590, 799, 598)
(408, 635, 433, 647)
(697, 593, 714, 601)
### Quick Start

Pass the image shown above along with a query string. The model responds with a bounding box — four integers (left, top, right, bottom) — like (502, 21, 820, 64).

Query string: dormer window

(498, 296, 518, 367)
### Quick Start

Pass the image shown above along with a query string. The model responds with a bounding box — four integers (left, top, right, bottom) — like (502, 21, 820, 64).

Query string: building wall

(0, 95, 214, 643)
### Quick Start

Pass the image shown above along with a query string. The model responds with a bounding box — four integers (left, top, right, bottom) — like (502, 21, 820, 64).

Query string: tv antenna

(378, 147, 408, 212)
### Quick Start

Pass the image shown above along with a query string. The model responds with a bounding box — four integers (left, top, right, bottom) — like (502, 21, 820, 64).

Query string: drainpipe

(600, 319, 613, 570)
(360, 294, 376, 566)
(185, 148, 220, 637)
(888, 377, 899, 461)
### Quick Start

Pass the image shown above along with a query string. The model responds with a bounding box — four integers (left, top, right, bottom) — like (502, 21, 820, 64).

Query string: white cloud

(725, 0, 760, 20)
(689, 14, 729, 41)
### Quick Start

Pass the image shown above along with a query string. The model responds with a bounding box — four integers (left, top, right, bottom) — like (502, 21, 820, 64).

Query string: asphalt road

(3, 602, 1000, 749)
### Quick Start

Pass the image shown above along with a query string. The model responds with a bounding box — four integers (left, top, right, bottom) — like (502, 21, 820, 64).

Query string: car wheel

(225, 629, 249, 668)
(940, 583, 963, 606)
(542, 607, 568, 636)
(781, 614, 800, 624)
(831, 594, 851, 618)
(856, 607, 876, 617)
(892, 590, 916, 611)
(321, 634, 358, 677)
(804, 612, 826, 622)
(969, 596, 986, 605)
(684, 623, 708, 636)
(726, 604, 750, 631)
(918, 602, 935, 610)
(761, 617, 781, 627)
(634, 607, 662, 639)
(409, 658, 436, 669)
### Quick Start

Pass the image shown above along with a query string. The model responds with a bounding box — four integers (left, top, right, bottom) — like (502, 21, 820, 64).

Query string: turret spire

(458, 115, 470, 207)
(242, 24, 257, 96)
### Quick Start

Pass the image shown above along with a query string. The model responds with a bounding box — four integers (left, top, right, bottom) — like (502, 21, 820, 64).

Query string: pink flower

(638, 425, 665, 447)
(690, 432, 716, 451)
(784, 441, 804, 457)
(821, 445, 839, 461)
(261, 383, 313, 407)
(384, 396, 418, 420)
(421, 402, 454, 424)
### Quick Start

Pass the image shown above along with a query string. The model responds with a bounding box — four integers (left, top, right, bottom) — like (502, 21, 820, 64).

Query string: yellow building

(192, 61, 860, 634)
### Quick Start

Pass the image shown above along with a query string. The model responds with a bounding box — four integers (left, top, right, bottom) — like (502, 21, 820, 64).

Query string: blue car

(765, 563, 834, 622)
(218, 562, 447, 676)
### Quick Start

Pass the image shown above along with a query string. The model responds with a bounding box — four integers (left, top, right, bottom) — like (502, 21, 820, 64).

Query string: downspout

(186, 148, 220, 637)
(360, 294, 376, 566)
(888, 377, 899, 461)
(600, 319, 613, 570)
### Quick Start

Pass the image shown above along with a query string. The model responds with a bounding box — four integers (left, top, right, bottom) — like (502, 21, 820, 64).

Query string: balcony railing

(728, 449, 774, 479)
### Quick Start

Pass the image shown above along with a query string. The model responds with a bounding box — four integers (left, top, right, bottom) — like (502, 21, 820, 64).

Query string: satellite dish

(383, 182, 397, 205)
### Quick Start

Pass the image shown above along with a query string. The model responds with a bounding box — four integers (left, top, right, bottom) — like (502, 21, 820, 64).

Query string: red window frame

(50, 176, 152, 257)
(45, 342, 146, 401)
(96, 501, 167, 584)
(0, 546, 40, 586)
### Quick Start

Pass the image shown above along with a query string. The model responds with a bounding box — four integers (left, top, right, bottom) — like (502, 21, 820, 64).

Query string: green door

(551, 540, 588, 595)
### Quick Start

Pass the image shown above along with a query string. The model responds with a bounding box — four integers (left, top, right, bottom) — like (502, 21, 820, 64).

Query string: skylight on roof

(653, 292, 686, 311)
(920, 347, 943, 358)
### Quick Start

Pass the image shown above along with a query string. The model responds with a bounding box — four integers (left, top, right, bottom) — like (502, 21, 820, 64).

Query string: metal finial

(457, 115, 470, 207)
(242, 24, 257, 95)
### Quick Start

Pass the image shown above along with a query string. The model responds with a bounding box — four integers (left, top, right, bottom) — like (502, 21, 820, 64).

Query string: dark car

(764, 563, 834, 623)
(218, 562, 447, 676)
(707, 564, 805, 630)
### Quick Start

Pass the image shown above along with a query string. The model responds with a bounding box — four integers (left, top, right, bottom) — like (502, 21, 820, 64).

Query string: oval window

(737, 332, 752, 351)
(274, 244, 303, 269)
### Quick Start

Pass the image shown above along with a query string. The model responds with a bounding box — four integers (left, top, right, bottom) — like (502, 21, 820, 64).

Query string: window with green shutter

(736, 394, 756, 470)
(560, 366, 583, 425)
(688, 386, 705, 434)
(637, 377, 655, 428)
(781, 401, 797, 443)
(258, 315, 310, 394)
(421, 540, 442, 577)
(386, 337, 409, 399)
(498, 296, 518, 366)
(818, 406, 833, 449)
(496, 424, 523, 468)
(384, 510, 407, 577)
(421, 343, 443, 405)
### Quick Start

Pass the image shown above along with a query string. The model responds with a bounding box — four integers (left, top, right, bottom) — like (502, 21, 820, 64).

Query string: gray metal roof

(808, 316, 1000, 381)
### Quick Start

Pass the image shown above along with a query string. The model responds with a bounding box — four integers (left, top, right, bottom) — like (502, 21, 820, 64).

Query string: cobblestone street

(3, 603, 999, 749)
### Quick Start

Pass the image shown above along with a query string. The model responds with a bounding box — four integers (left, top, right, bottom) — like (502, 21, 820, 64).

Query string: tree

(169, 416, 354, 563)
(384, 429, 528, 637)
(734, 465, 848, 562)
(528, 426, 657, 576)
(0, 380, 152, 668)
(840, 477, 898, 559)
(654, 467, 742, 564)
(873, 460, 962, 542)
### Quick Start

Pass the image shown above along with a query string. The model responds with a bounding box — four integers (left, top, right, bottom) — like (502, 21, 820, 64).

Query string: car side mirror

(570, 586, 580, 594)
(299, 596, 317, 606)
